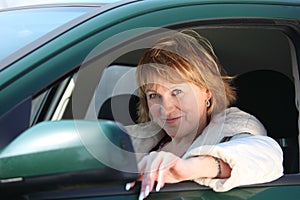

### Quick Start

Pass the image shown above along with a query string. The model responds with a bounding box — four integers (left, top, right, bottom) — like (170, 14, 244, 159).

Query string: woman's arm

(185, 134, 284, 192)
(126, 134, 283, 199)
(128, 151, 232, 200)
(185, 155, 232, 179)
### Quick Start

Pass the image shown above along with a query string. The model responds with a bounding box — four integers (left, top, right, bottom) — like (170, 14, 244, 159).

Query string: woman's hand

(125, 151, 231, 199)
(126, 151, 193, 200)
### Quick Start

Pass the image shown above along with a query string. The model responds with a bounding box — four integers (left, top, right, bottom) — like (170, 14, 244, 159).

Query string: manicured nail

(138, 192, 144, 200)
(125, 183, 131, 191)
(156, 182, 161, 192)
(145, 185, 150, 196)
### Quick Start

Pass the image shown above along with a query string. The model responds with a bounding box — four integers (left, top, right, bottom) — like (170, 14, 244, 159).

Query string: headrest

(98, 94, 139, 126)
(234, 70, 298, 138)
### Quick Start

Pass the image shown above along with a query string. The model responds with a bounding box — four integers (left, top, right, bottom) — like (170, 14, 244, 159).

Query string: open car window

(36, 23, 300, 175)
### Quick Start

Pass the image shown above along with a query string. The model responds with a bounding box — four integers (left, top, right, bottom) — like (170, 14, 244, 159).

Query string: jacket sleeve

(184, 133, 284, 192)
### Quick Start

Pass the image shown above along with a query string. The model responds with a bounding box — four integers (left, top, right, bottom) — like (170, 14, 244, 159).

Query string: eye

(148, 93, 159, 99)
(172, 89, 182, 96)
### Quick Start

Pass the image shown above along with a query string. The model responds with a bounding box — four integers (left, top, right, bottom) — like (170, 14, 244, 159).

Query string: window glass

(30, 74, 75, 124)
(30, 90, 49, 125)
(0, 6, 94, 61)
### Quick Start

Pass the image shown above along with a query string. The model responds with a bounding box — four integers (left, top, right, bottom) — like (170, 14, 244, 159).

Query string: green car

(0, 0, 300, 199)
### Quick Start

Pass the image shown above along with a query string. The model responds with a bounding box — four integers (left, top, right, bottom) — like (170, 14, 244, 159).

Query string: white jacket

(125, 107, 283, 192)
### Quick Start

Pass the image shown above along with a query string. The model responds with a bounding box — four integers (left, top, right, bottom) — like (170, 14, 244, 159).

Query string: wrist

(186, 155, 227, 179)
(212, 156, 222, 178)
(185, 156, 211, 179)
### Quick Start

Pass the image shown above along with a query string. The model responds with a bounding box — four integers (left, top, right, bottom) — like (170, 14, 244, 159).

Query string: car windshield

(0, 6, 96, 62)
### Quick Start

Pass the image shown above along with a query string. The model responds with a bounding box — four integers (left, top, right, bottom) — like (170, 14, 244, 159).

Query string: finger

(137, 156, 152, 199)
(144, 153, 162, 190)
(156, 159, 168, 192)
(139, 178, 151, 200)
(156, 169, 164, 192)
(138, 155, 148, 174)
(139, 152, 162, 199)
(125, 181, 136, 191)
(137, 158, 152, 198)
(125, 173, 145, 191)
(139, 173, 153, 199)
(156, 153, 179, 191)
(138, 191, 145, 200)
(137, 173, 144, 181)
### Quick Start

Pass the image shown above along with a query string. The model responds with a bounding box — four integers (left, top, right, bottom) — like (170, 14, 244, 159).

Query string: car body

(0, 0, 300, 199)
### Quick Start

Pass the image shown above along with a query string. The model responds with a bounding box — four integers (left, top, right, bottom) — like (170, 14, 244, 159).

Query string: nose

(160, 95, 177, 116)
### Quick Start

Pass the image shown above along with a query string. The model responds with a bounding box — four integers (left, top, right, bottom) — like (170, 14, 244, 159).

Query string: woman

(125, 30, 283, 200)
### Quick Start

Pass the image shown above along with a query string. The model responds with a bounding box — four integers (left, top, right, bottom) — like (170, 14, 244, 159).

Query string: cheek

(179, 96, 199, 110)
(180, 96, 206, 116)
(148, 103, 161, 118)
(189, 89, 208, 110)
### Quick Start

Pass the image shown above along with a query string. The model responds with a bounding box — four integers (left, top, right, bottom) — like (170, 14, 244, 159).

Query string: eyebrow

(145, 89, 157, 93)
(169, 85, 182, 90)
(145, 84, 186, 93)
(169, 84, 186, 90)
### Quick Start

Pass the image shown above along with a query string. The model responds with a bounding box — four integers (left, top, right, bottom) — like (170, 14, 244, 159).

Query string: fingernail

(125, 183, 131, 191)
(156, 182, 160, 192)
(138, 192, 144, 200)
(145, 185, 150, 196)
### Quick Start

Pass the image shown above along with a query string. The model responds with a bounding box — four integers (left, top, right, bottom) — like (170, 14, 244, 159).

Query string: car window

(41, 65, 137, 123)
(31, 65, 136, 124)
(30, 90, 48, 125)
(0, 6, 95, 61)
(30, 74, 75, 124)
(46, 26, 298, 127)
(87, 25, 299, 174)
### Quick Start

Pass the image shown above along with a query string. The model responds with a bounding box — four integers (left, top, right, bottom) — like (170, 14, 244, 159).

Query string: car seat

(234, 69, 299, 174)
(98, 94, 139, 126)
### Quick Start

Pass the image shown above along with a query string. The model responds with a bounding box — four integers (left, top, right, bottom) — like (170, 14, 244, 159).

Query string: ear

(205, 88, 212, 101)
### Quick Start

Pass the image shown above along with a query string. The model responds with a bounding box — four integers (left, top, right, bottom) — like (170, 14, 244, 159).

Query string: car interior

(94, 26, 300, 174)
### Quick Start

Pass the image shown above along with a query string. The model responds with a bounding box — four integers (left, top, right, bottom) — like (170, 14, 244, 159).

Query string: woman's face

(145, 78, 211, 139)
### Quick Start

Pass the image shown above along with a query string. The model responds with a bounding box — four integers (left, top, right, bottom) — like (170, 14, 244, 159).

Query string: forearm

(183, 156, 231, 179)
(183, 135, 283, 192)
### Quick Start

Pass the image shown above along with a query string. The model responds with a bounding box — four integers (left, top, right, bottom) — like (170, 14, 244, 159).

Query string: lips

(163, 116, 182, 124)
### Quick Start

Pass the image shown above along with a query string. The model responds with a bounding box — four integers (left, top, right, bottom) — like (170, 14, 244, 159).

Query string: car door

(0, 0, 300, 199)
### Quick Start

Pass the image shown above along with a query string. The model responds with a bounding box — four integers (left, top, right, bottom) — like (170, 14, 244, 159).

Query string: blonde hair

(136, 30, 236, 123)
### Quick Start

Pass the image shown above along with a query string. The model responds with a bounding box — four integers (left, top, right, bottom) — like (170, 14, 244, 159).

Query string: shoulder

(220, 107, 267, 136)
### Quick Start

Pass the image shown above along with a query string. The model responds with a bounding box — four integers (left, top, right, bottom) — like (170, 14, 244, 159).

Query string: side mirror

(0, 120, 138, 195)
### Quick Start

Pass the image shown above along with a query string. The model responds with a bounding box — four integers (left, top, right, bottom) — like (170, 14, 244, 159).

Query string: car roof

(3, 0, 300, 10)
(0, 0, 125, 10)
